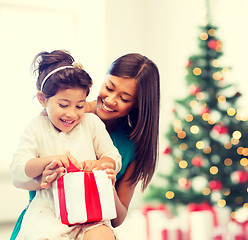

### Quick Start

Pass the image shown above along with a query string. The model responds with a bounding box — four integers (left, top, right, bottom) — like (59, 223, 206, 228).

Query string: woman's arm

(85, 100, 96, 114)
(111, 161, 138, 227)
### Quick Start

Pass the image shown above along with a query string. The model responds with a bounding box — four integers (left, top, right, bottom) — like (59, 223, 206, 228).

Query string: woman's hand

(101, 163, 117, 185)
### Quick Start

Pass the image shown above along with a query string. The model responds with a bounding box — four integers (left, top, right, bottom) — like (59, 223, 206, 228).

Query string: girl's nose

(65, 108, 77, 117)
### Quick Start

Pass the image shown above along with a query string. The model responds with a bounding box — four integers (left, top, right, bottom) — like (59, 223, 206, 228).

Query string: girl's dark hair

(33, 50, 92, 98)
(109, 53, 160, 190)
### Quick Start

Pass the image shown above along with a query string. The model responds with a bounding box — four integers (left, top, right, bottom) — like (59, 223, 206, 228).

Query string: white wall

(1, 0, 248, 238)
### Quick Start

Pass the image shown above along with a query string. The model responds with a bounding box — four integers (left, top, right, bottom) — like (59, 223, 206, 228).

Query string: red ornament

(192, 156, 204, 167)
(212, 124, 229, 135)
(232, 170, 248, 184)
(209, 180, 223, 190)
(178, 178, 191, 190)
(186, 60, 193, 68)
(164, 147, 171, 155)
(189, 85, 202, 95)
(200, 107, 210, 116)
(208, 39, 218, 49)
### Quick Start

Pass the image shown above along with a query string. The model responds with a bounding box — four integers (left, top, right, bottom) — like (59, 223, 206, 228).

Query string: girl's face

(96, 74, 137, 121)
(41, 88, 87, 133)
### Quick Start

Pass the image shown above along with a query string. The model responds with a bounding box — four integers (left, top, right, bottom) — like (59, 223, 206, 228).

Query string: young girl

(10, 50, 121, 240)
(11, 53, 160, 239)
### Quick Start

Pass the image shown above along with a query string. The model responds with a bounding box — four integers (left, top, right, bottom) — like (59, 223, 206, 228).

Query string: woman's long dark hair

(109, 53, 160, 190)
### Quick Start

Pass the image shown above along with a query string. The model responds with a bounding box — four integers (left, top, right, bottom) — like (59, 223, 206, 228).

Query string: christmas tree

(146, 19, 248, 214)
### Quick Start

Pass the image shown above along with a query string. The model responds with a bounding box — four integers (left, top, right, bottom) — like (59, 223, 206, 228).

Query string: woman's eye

(120, 97, 130, 103)
(106, 85, 113, 92)
(59, 104, 68, 108)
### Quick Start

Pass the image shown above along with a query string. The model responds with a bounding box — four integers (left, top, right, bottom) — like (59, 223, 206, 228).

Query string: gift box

(227, 219, 248, 240)
(142, 204, 187, 240)
(187, 202, 231, 240)
(142, 204, 169, 240)
(52, 160, 116, 225)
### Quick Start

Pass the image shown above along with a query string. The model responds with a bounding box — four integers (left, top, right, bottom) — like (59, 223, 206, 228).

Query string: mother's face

(96, 74, 137, 121)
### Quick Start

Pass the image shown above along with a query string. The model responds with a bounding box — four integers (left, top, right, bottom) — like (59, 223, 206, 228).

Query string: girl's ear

(37, 91, 47, 107)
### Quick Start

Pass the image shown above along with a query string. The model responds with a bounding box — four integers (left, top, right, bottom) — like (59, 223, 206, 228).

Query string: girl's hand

(40, 161, 64, 189)
(79, 160, 102, 171)
(41, 152, 80, 188)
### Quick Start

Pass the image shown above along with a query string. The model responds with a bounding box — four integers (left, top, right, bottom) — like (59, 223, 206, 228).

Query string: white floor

(1, 174, 146, 240)
(0, 211, 146, 240)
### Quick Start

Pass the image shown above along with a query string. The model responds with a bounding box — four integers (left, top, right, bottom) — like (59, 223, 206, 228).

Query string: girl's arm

(25, 153, 75, 178)
(111, 161, 138, 227)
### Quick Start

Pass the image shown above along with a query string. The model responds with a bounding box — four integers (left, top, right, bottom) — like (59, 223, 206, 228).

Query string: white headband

(40, 66, 74, 92)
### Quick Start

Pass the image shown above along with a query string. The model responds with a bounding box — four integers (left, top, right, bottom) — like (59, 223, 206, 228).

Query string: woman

(10, 53, 160, 239)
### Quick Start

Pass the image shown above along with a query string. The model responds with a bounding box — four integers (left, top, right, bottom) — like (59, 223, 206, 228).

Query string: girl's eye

(76, 105, 84, 109)
(59, 104, 68, 108)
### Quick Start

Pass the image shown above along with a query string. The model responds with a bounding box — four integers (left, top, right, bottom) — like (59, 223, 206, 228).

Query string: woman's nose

(105, 94, 117, 106)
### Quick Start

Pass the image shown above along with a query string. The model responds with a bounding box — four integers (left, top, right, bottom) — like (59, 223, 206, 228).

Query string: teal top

(10, 122, 135, 240)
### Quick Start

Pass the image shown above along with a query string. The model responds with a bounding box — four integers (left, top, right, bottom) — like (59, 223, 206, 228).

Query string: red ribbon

(84, 171, 102, 222)
(57, 158, 102, 225)
(162, 229, 183, 240)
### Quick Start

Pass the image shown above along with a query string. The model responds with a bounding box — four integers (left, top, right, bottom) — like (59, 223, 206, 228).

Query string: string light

(202, 113, 211, 121)
(175, 156, 182, 163)
(165, 191, 175, 199)
(203, 146, 212, 154)
(240, 158, 248, 167)
(200, 32, 208, 40)
(232, 131, 242, 140)
(174, 126, 182, 133)
(223, 188, 231, 196)
(196, 92, 205, 100)
(224, 142, 232, 149)
(227, 108, 236, 116)
(208, 29, 215, 36)
(178, 131, 186, 139)
(212, 72, 222, 80)
(190, 125, 199, 134)
(179, 143, 188, 151)
(235, 196, 243, 205)
(190, 100, 198, 108)
(185, 114, 193, 122)
(242, 148, 248, 156)
(193, 67, 202, 76)
(215, 40, 222, 52)
(171, 136, 178, 143)
(179, 160, 188, 169)
(173, 119, 181, 127)
(210, 166, 218, 175)
(212, 59, 219, 67)
(243, 203, 248, 208)
(217, 199, 226, 207)
(231, 138, 239, 145)
(196, 141, 205, 149)
(224, 158, 232, 166)
(237, 147, 244, 155)
(202, 187, 211, 195)
(218, 96, 226, 103)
